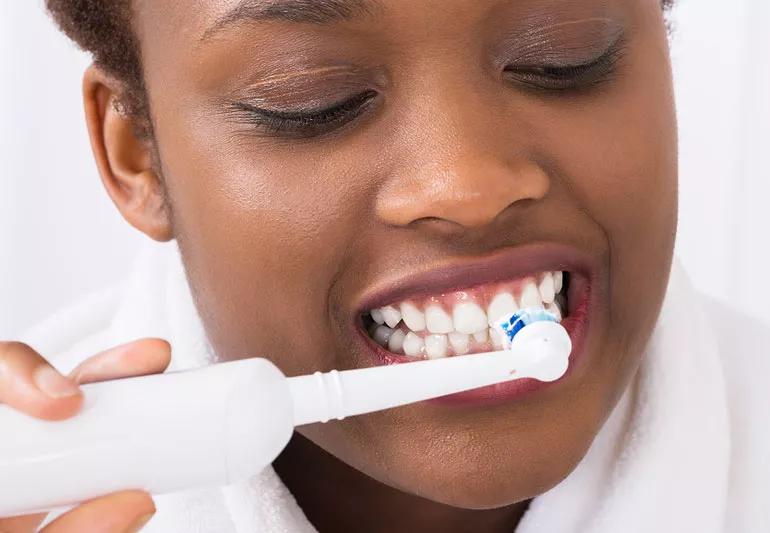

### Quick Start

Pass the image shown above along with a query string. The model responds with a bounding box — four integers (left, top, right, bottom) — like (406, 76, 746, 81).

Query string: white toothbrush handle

(289, 321, 571, 426)
(0, 358, 293, 518)
(0, 322, 570, 517)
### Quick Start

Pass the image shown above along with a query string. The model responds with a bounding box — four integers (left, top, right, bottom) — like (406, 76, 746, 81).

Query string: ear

(82, 65, 173, 242)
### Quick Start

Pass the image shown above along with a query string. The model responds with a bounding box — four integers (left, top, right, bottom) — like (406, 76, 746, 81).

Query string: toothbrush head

(494, 307, 560, 350)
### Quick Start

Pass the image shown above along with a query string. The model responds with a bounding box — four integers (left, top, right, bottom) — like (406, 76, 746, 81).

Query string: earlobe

(82, 65, 173, 242)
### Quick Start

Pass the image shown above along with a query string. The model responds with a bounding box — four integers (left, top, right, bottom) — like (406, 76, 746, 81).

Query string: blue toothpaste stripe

(497, 307, 559, 345)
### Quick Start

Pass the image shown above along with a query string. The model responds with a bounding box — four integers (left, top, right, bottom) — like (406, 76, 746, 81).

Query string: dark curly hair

(46, 0, 676, 138)
(46, 0, 148, 133)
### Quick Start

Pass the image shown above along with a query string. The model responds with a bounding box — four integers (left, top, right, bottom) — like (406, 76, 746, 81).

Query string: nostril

(374, 158, 550, 231)
(406, 216, 468, 235)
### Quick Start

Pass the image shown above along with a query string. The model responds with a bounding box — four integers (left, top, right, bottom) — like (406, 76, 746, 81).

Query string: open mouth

(362, 271, 569, 360)
(352, 244, 595, 404)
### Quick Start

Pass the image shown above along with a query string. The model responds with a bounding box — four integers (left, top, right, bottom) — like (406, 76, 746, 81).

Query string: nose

(375, 115, 550, 233)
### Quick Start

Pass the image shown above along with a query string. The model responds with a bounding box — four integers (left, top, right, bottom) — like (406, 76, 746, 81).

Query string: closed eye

(504, 38, 626, 93)
(228, 90, 379, 139)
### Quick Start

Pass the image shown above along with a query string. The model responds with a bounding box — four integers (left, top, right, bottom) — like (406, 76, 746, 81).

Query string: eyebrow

(201, 0, 379, 41)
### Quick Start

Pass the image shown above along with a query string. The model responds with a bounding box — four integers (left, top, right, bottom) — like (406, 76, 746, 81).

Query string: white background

(1, 0, 769, 339)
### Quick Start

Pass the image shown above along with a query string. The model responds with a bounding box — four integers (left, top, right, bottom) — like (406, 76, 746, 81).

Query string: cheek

(592, 44, 678, 334)
(151, 121, 374, 370)
(566, 100, 677, 326)
(543, 25, 678, 359)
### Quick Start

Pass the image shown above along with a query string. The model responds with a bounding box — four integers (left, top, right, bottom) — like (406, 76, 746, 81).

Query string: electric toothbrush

(0, 309, 571, 517)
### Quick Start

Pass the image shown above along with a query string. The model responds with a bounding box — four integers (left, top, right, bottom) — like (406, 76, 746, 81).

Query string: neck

(273, 433, 529, 533)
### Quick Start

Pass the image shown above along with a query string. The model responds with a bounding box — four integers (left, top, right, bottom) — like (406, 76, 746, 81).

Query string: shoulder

(699, 294, 770, 529)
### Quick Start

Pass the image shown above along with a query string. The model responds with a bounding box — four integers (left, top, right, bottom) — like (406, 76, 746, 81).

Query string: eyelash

(230, 42, 625, 139)
(504, 42, 626, 92)
(229, 90, 378, 139)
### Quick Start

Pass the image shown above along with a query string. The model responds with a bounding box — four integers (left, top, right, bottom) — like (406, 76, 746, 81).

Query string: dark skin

(2, 0, 678, 531)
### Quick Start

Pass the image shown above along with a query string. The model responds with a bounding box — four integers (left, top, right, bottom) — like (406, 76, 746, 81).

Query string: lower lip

(354, 274, 592, 406)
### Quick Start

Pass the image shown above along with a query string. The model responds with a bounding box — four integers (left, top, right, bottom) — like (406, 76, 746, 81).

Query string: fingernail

(33, 366, 81, 398)
(125, 512, 154, 532)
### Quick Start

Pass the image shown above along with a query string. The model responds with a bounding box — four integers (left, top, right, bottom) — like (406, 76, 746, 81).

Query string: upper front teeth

(380, 305, 402, 329)
(519, 282, 541, 309)
(367, 271, 566, 356)
(425, 304, 453, 334)
(554, 271, 563, 293)
(370, 308, 385, 325)
(538, 272, 556, 304)
(487, 292, 517, 326)
(452, 302, 487, 334)
(400, 302, 426, 331)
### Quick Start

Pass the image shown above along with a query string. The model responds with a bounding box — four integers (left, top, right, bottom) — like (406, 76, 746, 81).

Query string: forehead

(132, 0, 630, 116)
(134, 0, 373, 44)
(133, 0, 622, 46)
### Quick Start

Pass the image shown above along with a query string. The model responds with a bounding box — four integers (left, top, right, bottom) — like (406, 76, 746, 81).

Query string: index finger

(68, 339, 172, 385)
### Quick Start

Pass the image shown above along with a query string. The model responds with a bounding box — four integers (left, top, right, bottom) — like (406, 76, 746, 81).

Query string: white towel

(23, 242, 769, 532)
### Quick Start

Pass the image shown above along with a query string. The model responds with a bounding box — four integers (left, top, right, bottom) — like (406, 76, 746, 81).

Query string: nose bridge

(376, 80, 550, 230)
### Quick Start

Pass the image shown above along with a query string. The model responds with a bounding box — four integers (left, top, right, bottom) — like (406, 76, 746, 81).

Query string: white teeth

(381, 305, 402, 329)
(402, 332, 425, 357)
(448, 332, 470, 355)
(370, 308, 385, 325)
(425, 304, 454, 334)
(539, 273, 556, 304)
(554, 271, 564, 294)
(490, 327, 505, 350)
(373, 325, 393, 346)
(452, 302, 487, 335)
(520, 280, 542, 309)
(371, 270, 568, 356)
(472, 329, 489, 343)
(546, 301, 563, 322)
(400, 302, 426, 332)
(388, 329, 406, 353)
(425, 334, 449, 359)
(487, 292, 517, 326)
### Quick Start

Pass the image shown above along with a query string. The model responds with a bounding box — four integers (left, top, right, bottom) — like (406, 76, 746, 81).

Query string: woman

(1, 0, 767, 531)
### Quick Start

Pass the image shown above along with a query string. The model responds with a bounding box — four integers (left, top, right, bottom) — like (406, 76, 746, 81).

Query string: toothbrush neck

(272, 433, 530, 533)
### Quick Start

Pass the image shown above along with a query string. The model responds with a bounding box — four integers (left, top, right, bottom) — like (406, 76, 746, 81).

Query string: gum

(390, 275, 550, 313)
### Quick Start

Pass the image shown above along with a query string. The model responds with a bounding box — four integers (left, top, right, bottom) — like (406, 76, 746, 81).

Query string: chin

(403, 457, 579, 510)
(378, 421, 596, 510)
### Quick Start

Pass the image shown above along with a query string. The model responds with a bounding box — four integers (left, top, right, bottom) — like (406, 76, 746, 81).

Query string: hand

(0, 339, 172, 532)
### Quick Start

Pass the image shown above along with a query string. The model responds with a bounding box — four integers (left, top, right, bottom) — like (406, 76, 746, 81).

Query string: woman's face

(130, 0, 677, 507)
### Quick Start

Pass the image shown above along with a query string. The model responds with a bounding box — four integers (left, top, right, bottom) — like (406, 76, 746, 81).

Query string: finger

(0, 342, 82, 421)
(0, 512, 47, 533)
(41, 491, 155, 533)
(69, 339, 172, 385)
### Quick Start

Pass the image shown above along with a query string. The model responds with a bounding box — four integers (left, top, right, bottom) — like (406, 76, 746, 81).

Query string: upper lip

(355, 241, 597, 314)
